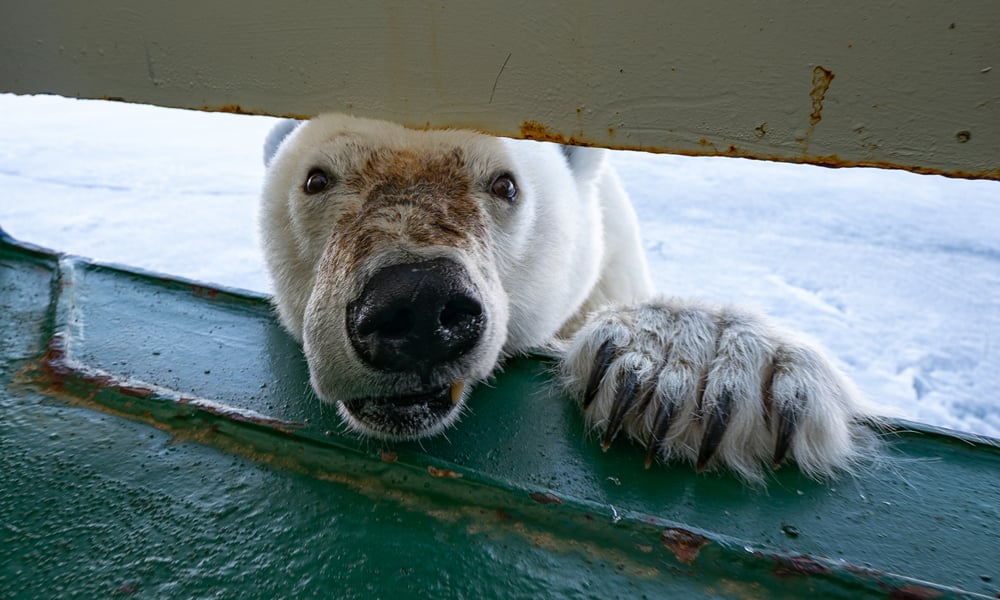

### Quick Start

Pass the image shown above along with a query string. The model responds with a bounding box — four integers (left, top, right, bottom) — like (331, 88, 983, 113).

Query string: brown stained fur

(326, 147, 489, 277)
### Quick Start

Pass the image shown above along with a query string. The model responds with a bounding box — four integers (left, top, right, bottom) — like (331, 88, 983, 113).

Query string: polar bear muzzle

(346, 257, 486, 378)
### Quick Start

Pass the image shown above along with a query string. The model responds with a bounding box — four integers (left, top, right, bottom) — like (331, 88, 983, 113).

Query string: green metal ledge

(2, 228, 998, 599)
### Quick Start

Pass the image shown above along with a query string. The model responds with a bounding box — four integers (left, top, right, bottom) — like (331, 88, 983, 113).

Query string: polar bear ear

(560, 145, 608, 186)
(263, 119, 303, 166)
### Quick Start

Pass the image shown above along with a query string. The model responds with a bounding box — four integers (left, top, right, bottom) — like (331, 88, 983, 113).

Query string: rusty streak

(90, 97, 1000, 181)
(520, 120, 568, 144)
(516, 119, 999, 181)
(33, 333, 303, 432)
(809, 65, 835, 127)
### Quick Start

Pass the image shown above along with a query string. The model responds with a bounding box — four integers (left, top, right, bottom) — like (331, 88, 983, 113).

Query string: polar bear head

(260, 114, 614, 439)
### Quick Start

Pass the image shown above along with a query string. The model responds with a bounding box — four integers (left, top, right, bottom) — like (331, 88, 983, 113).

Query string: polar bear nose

(346, 258, 486, 376)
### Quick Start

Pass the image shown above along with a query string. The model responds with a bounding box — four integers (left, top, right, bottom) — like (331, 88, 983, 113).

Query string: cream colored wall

(1, 2, 996, 179)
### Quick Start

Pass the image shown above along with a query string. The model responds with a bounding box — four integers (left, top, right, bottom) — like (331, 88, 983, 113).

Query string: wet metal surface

(2, 230, 999, 598)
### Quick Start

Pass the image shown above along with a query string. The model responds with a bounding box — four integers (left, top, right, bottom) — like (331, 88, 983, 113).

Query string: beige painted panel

(1, 1, 997, 179)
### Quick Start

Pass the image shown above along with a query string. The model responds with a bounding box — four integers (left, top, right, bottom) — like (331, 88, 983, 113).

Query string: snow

(1, 93, 998, 437)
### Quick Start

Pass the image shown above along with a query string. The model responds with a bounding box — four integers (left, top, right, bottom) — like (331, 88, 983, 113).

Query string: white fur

(260, 114, 876, 481)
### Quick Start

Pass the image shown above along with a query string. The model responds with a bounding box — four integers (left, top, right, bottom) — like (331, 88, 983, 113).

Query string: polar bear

(260, 114, 876, 483)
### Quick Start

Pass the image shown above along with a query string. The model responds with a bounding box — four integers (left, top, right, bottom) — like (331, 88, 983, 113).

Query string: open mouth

(340, 381, 466, 439)
(374, 381, 464, 407)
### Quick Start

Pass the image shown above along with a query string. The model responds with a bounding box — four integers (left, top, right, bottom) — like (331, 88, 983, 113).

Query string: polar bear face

(260, 114, 606, 439)
(260, 114, 871, 481)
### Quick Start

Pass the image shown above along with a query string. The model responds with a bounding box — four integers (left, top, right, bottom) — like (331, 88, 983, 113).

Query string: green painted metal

(2, 228, 998, 599)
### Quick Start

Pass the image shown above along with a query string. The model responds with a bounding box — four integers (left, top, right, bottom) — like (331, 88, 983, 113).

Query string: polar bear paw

(560, 298, 875, 483)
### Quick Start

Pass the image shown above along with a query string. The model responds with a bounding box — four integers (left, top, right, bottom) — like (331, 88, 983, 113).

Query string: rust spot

(205, 106, 313, 120)
(38, 336, 120, 396)
(888, 584, 945, 600)
(118, 385, 154, 399)
(214, 104, 254, 115)
(427, 465, 462, 478)
(519, 120, 567, 144)
(616, 139, 1000, 181)
(809, 65, 835, 126)
(529, 491, 562, 505)
(495, 509, 514, 521)
(380, 450, 398, 463)
(190, 285, 219, 300)
(89, 96, 997, 180)
(33, 338, 305, 434)
(660, 528, 710, 565)
(41, 334, 72, 378)
(98, 96, 310, 121)
(770, 555, 831, 578)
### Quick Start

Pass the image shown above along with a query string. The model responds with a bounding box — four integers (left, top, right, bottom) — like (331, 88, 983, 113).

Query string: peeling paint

(529, 491, 563, 505)
(769, 554, 832, 578)
(660, 528, 710, 565)
(886, 583, 946, 599)
(427, 465, 462, 478)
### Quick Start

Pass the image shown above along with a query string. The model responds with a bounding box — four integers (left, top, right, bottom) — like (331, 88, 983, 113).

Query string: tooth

(450, 381, 465, 404)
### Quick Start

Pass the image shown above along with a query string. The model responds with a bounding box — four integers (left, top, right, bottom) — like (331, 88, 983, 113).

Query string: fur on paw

(560, 297, 876, 483)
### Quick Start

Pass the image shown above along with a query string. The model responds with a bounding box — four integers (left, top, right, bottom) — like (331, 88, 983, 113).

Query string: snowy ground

(1, 93, 998, 437)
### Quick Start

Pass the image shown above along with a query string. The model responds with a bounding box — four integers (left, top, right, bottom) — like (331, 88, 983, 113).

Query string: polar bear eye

(490, 173, 517, 202)
(304, 168, 334, 194)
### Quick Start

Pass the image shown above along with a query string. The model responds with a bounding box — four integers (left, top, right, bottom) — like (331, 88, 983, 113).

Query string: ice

(1, 93, 997, 437)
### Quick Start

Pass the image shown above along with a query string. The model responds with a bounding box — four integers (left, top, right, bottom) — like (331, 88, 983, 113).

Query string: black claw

(772, 393, 802, 468)
(602, 371, 641, 451)
(696, 389, 734, 472)
(644, 395, 676, 469)
(583, 340, 616, 410)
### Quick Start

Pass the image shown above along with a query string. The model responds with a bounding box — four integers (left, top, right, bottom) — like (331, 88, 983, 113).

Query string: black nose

(346, 258, 486, 376)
